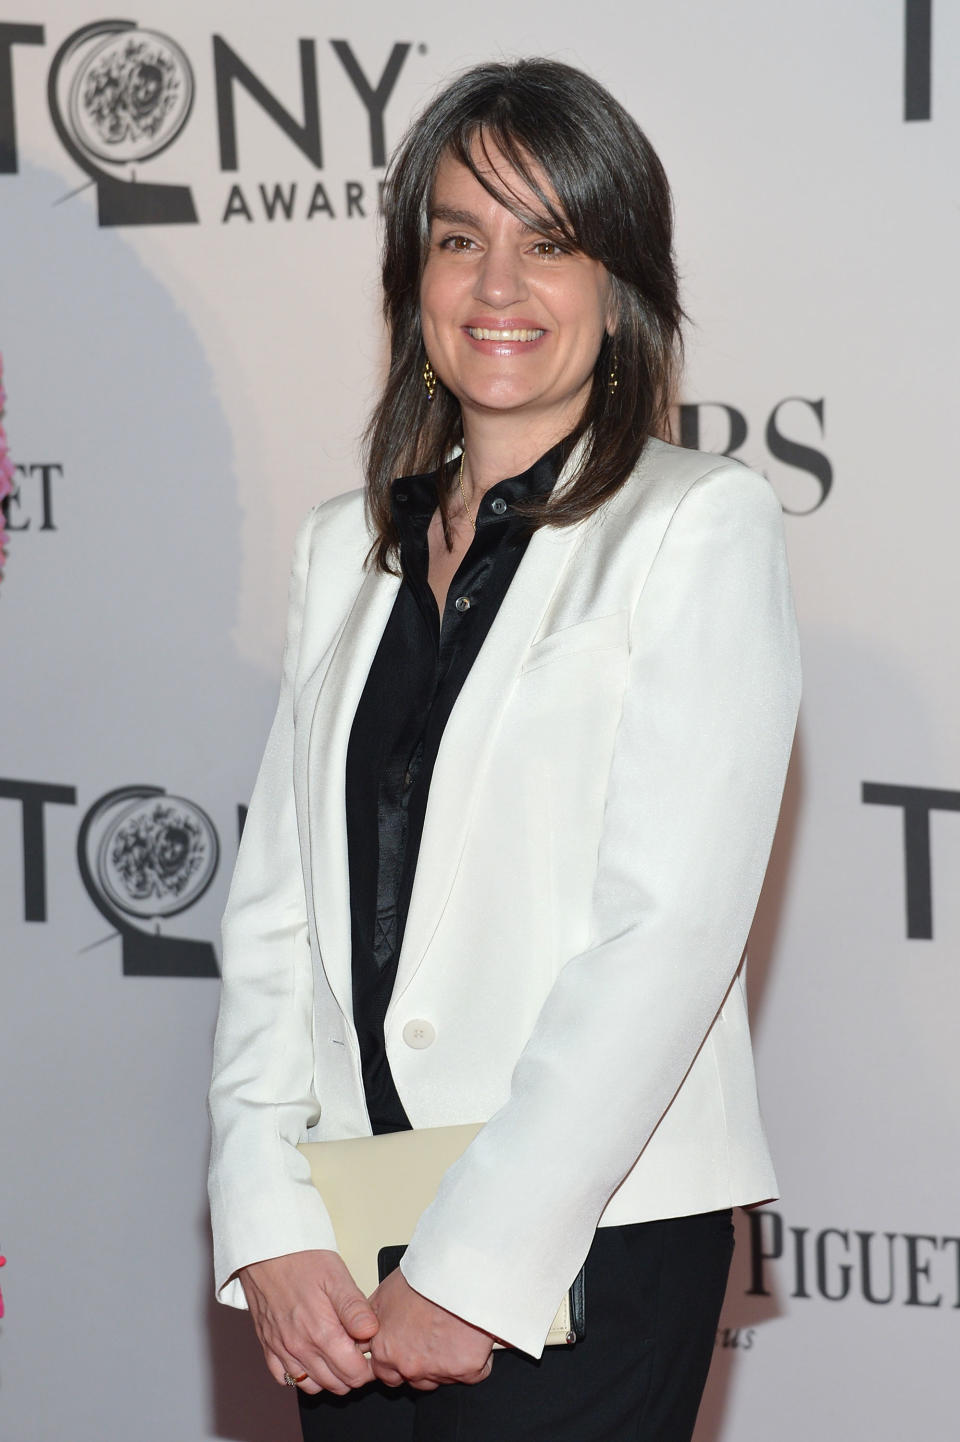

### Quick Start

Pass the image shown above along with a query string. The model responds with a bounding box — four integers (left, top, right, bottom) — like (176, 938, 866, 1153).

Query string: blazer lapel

(388, 515, 587, 1013)
(303, 564, 400, 1025)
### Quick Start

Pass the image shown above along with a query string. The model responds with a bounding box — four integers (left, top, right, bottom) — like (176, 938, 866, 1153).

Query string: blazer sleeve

(207, 504, 339, 1308)
(398, 461, 802, 1355)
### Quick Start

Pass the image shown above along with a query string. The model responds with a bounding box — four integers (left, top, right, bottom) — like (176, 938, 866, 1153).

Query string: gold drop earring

(608, 350, 619, 396)
(423, 358, 437, 401)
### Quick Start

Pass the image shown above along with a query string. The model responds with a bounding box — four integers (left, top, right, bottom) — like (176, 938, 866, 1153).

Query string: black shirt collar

(390, 436, 570, 531)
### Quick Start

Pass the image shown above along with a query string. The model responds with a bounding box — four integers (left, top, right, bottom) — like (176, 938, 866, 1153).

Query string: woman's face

(420, 142, 615, 434)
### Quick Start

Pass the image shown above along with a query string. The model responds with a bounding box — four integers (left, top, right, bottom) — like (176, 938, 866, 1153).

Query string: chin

(456, 381, 546, 414)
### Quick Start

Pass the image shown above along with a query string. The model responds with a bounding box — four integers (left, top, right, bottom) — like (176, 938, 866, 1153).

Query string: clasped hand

(367, 1263, 494, 1391)
(239, 1249, 494, 1396)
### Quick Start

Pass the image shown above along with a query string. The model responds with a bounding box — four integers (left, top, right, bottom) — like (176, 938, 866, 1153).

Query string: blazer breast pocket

(520, 609, 629, 675)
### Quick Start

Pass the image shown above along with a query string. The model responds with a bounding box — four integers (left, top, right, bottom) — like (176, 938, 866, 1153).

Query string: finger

(344, 1305, 380, 1343)
(267, 1334, 353, 1398)
(369, 1349, 437, 1392)
(368, 1335, 417, 1390)
(263, 1349, 291, 1388)
(300, 1333, 376, 1393)
(299, 1363, 356, 1396)
(369, 1358, 407, 1389)
(331, 1335, 378, 1390)
(367, 1334, 401, 1379)
(466, 1354, 495, 1386)
(263, 1348, 322, 1396)
(331, 1282, 380, 1343)
(274, 1317, 376, 1391)
(303, 1361, 351, 1396)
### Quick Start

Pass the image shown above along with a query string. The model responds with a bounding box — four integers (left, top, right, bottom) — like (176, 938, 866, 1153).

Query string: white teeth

(467, 327, 545, 342)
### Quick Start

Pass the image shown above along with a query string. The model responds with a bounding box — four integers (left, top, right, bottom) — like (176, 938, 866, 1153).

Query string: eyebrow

(428, 205, 482, 227)
(428, 203, 549, 237)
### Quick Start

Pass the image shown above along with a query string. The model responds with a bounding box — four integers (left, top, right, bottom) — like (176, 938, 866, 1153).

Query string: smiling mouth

(465, 327, 546, 342)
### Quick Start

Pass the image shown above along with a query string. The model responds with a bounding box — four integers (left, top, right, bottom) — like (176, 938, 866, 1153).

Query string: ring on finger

(283, 1370, 309, 1387)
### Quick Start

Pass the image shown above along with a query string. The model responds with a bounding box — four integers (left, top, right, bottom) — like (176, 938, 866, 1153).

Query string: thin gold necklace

(457, 449, 476, 532)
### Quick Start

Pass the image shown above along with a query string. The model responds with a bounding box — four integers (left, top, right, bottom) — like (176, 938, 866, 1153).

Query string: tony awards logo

(48, 20, 197, 225)
(77, 786, 219, 976)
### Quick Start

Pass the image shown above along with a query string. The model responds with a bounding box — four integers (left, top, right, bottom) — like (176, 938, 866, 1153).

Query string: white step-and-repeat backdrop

(1, 3, 957, 1438)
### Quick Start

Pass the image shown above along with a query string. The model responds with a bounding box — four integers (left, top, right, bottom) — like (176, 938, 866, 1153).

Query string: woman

(208, 57, 801, 1442)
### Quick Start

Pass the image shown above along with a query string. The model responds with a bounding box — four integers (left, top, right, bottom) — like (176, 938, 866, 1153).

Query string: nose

(473, 239, 528, 309)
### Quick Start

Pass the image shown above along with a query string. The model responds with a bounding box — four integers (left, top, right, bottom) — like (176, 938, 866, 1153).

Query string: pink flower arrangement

(0, 351, 13, 582)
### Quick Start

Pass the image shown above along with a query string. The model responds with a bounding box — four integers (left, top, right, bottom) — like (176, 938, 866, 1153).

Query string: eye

(438, 233, 477, 252)
(531, 239, 568, 259)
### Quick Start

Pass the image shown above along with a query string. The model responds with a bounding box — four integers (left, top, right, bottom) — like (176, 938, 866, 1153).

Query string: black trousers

(298, 1209, 733, 1442)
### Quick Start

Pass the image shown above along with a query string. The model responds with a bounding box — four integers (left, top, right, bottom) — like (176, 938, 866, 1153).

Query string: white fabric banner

(1, 2, 956, 1437)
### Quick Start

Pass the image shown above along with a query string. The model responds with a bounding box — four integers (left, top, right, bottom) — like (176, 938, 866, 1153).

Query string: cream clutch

(297, 1122, 584, 1347)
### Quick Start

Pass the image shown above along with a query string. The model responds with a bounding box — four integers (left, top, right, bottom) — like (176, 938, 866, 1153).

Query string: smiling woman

(207, 56, 801, 1442)
(364, 59, 684, 571)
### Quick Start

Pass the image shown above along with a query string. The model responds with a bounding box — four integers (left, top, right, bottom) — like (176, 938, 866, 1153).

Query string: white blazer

(207, 436, 801, 1358)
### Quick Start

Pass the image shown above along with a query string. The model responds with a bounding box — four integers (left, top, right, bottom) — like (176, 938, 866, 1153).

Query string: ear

(603, 275, 619, 338)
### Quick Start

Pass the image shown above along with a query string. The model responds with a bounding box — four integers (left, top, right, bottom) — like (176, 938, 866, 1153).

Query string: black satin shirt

(345, 443, 563, 1133)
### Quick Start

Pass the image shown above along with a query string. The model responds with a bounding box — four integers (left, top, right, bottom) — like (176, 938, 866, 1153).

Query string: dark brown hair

(364, 57, 684, 571)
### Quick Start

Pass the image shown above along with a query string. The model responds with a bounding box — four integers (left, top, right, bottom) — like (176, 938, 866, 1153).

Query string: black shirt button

(454, 596, 471, 612)
(395, 490, 408, 503)
(491, 497, 508, 515)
